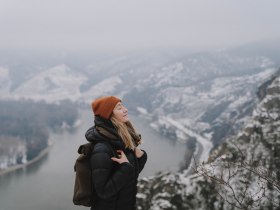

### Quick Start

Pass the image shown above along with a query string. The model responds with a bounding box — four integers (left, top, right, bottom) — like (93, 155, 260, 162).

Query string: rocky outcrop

(136, 71, 280, 210)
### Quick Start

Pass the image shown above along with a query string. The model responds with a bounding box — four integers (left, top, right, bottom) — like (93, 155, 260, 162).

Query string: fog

(0, 0, 280, 52)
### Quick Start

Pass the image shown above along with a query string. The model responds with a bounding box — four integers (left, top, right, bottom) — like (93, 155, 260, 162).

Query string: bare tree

(192, 149, 280, 209)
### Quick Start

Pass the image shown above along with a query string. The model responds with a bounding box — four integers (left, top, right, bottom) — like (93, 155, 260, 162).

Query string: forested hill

(136, 70, 280, 210)
(0, 100, 78, 170)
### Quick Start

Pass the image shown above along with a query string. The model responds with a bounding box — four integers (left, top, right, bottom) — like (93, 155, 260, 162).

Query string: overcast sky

(0, 0, 280, 52)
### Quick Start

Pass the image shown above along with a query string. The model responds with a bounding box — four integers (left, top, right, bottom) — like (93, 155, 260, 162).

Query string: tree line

(0, 99, 78, 160)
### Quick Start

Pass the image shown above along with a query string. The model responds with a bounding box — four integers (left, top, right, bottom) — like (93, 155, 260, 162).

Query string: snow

(210, 68, 277, 100)
(260, 57, 274, 68)
(163, 116, 213, 162)
(151, 199, 172, 209)
(7, 65, 123, 103)
(0, 137, 26, 170)
(228, 93, 252, 109)
(251, 67, 277, 81)
(269, 112, 279, 120)
(137, 106, 148, 115)
(12, 64, 87, 102)
(72, 119, 82, 128)
(1, 51, 279, 210)
(150, 122, 159, 131)
(140, 72, 280, 210)
(81, 76, 123, 103)
(136, 193, 147, 199)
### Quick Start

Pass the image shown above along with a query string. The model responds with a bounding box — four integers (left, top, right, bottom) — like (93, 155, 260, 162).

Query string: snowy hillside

(1, 47, 280, 208)
(12, 64, 87, 101)
(0, 49, 278, 167)
(0, 136, 26, 170)
(136, 71, 280, 210)
(1, 64, 123, 103)
(121, 52, 277, 168)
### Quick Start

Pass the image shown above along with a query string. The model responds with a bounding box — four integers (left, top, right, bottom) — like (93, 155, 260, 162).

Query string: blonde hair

(111, 116, 136, 150)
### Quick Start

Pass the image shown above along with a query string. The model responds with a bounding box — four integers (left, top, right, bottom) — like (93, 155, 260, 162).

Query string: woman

(85, 96, 147, 210)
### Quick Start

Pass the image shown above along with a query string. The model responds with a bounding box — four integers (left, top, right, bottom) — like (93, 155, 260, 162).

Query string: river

(0, 109, 186, 210)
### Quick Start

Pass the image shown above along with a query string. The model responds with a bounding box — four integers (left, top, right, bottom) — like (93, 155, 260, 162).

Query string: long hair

(111, 116, 140, 150)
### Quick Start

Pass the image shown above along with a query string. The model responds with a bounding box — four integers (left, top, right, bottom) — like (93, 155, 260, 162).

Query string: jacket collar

(85, 116, 125, 150)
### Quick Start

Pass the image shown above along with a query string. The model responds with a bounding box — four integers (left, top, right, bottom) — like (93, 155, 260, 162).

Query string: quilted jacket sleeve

(90, 143, 135, 200)
(137, 150, 147, 174)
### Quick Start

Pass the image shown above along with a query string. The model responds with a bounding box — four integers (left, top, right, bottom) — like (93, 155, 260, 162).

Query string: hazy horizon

(1, 0, 280, 52)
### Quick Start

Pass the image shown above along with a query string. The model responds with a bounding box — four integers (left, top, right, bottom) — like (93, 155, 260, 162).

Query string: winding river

(0, 109, 186, 210)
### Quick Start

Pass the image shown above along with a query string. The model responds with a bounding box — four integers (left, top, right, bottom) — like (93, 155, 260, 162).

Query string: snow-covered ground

(1, 64, 123, 103)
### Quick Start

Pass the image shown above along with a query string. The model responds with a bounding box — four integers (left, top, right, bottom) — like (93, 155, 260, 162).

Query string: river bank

(0, 110, 187, 210)
(0, 142, 54, 177)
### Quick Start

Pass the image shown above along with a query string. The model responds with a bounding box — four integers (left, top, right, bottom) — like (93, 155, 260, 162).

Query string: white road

(164, 116, 213, 174)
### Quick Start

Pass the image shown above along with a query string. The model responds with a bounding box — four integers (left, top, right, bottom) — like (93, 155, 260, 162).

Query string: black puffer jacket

(85, 116, 147, 210)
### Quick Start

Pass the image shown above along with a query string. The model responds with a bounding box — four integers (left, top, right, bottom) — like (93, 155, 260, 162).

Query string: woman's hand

(111, 150, 129, 164)
(134, 147, 144, 158)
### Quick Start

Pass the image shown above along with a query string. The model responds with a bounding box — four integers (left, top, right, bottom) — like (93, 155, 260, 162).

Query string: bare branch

(192, 151, 280, 209)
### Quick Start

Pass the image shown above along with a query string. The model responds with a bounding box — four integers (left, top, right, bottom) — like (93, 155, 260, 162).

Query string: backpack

(73, 141, 116, 207)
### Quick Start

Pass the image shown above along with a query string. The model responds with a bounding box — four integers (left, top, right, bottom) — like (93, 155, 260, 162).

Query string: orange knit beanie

(91, 96, 121, 119)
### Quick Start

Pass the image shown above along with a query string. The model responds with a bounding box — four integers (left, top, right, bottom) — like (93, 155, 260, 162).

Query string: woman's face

(112, 102, 129, 123)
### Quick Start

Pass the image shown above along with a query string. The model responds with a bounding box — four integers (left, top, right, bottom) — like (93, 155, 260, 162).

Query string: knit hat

(91, 96, 121, 119)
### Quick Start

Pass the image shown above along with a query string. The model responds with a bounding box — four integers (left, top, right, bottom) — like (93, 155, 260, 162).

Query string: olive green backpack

(72, 142, 116, 207)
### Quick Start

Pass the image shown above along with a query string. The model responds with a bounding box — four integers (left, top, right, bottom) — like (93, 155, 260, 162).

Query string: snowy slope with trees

(0, 46, 279, 176)
(1, 43, 280, 209)
(136, 70, 280, 210)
